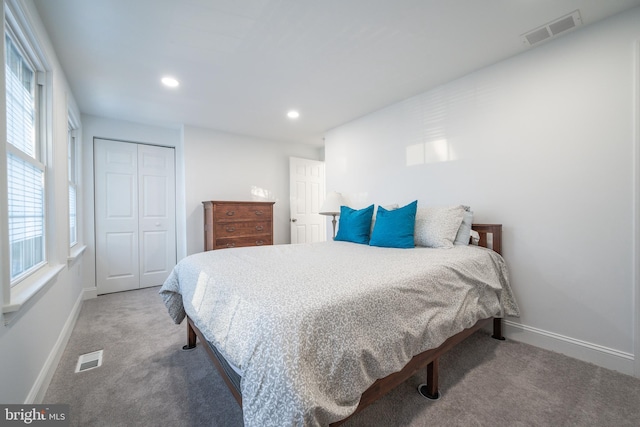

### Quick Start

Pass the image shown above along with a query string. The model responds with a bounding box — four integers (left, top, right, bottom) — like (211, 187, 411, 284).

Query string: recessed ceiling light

(287, 110, 300, 119)
(161, 76, 179, 88)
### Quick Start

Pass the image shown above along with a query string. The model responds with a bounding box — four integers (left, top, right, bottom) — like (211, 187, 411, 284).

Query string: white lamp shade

(319, 191, 345, 216)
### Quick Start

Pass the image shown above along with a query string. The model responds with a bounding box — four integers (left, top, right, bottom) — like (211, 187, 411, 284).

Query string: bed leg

(182, 319, 197, 351)
(492, 317, 505, 341)
(418, 358, 440, 400)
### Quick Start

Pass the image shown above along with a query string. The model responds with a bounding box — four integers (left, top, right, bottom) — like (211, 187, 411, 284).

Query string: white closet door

(95, 139, 140, 294)
(95, 139, 176, 294)
(138, 143, 176, 288)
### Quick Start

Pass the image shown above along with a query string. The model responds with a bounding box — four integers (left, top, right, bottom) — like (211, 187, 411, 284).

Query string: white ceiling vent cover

(522, 10, 582, 46)
(75, 350, 103, 373)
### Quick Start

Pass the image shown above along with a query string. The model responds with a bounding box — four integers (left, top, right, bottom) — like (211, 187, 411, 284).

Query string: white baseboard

(83, 286, 98, 300)
(503, 320, 635, 376)
(25, 291, 84, 404)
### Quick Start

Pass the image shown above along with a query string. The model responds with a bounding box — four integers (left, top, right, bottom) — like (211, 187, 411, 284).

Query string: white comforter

(160, 241, 519, 426)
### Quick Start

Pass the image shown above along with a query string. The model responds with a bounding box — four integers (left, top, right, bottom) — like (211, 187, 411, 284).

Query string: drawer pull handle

(225, 227, 236, 232)
(255, 210, 264, 216)
(256, 240, 264, 246)
(255, 225, 264, 231)
(226, 211, 235, 216)
(226, 243, 236, 248)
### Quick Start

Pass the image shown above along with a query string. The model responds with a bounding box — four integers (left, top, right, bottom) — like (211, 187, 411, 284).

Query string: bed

(160, 221, 519, 426)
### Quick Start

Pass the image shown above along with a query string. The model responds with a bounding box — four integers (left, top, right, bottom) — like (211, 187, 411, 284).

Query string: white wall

(0, 0, 86, 403)
(325, 9, 640, 375)
(81, 120, 323, 289)
(183, 125, 323, 255)
(80, 115, 183, 297)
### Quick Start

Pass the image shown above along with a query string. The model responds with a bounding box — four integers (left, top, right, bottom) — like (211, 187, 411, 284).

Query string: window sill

(67, 244, 87, 266)
(2, 264, 65, 325)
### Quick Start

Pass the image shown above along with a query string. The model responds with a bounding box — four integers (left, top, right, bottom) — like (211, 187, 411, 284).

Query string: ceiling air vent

(522, 10, 582, 46)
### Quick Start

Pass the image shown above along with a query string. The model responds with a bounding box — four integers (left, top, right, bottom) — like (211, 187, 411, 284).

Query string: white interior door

(95, 139, 176, 294)
(289, 157, 325, 244)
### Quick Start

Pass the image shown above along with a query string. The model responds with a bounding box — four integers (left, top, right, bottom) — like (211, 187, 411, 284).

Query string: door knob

(291, 218, 297, 222)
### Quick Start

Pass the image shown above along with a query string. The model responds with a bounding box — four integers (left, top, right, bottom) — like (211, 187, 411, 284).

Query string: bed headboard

(471, 224, 502, 255)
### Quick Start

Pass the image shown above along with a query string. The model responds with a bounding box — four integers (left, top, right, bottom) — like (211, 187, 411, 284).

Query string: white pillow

(414, 205, 465, 248)
(454, 207, 473, 245)
(470, 229, 481, 245)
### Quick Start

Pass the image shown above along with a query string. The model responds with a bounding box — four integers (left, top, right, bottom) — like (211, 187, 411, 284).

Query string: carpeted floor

(44, 286, 640, 426)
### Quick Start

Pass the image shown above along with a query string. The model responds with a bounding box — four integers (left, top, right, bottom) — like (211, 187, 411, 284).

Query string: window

(68, 122, 77, 247)
(5, 25, 46, 285)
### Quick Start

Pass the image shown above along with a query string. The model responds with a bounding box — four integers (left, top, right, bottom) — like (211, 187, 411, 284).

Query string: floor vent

(521, 10, 582, 46)
(75, 350, 103, 373)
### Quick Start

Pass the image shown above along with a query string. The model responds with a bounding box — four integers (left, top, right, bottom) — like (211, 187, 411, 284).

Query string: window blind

(5, 34, 35, 157)
(5, 32, 45, 282)
(7, 153, 45, 280)
(68, 126, 77, 247)
(69, 184, 77, 246)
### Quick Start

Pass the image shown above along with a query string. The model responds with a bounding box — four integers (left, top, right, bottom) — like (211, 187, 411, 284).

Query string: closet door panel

(138, 144, 176, 288)
(95, 139, 139, 294)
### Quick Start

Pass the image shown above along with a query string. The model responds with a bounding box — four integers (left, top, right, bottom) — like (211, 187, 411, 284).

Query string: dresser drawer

(215, 236, 272, 249)
(213, 203, 272, 222)
(215, 221, 271, 237)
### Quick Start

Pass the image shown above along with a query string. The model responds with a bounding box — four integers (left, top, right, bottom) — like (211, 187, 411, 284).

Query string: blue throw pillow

(334, 204, 375, 244)
(369, 200, 418, 248)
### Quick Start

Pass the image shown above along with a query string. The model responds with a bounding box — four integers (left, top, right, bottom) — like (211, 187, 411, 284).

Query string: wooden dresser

(203, 201, 275, 251)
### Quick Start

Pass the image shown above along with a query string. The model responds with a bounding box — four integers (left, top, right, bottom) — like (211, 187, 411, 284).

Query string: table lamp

(319, 191, 345, 238)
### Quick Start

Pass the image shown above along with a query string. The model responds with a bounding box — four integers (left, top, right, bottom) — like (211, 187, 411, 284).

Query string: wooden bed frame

(183, 223, 505, 426)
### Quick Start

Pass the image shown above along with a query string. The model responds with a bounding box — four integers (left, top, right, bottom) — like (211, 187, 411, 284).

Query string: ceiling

(34, 0, 640, 146)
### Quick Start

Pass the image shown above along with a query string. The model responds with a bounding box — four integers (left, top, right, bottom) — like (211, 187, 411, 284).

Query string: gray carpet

(44, 286, 640, 426)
